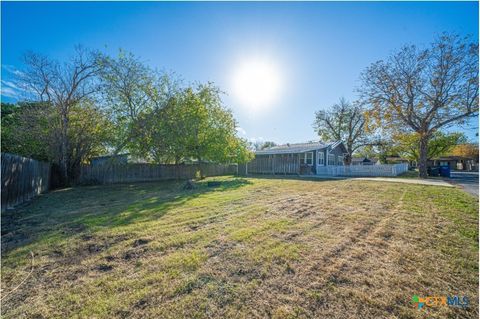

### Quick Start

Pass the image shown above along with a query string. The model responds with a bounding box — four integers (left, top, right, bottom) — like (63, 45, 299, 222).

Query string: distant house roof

(431, 156, 476, 161)
(255, 141, 343, 155)
(91, 153, 129, 160)
(90, 153, 130, 165)
(385, 156, 410, 162)
(352, 157, 376, 164)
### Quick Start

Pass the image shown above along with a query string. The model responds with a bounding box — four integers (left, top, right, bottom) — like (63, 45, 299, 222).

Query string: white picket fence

(315, 163, 409, 177)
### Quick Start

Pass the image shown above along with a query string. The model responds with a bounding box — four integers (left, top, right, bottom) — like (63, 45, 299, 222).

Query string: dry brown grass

(1, 177, 478, 318)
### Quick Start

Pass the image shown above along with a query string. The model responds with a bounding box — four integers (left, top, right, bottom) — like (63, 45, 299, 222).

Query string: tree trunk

(344, 152, 352, 165)
(197, 155, 204, 180)
(418, 134, 429, 179)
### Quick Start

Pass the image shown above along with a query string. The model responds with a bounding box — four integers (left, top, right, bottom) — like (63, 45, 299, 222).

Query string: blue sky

(1, 1, 478, 143)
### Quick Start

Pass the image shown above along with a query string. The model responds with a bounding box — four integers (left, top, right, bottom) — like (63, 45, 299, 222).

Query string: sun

(232, 57, 282, 112)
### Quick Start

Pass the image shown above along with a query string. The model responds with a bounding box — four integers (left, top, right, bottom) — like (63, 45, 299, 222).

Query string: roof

(385, 156, 410, 161)
(91, 153, 129, 160)
(431, 156, 477, 161)
(255, 141, 342, 155)
(352, 157, 377, 163)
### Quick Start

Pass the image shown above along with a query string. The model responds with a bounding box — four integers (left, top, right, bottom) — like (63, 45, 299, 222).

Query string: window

(328, 154, 335, 166)
(299, 152, 313, 165)
(306, 152, 313, 165)
(318, 152, 325, 165)
(337, 156, 343, 166)
(440, 161, 449, 167)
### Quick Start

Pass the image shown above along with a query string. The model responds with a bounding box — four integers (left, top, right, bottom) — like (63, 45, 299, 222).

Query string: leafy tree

(359, 34, 478, 178)
(354, 145, 377, 159)
(9, 47, 251, 184)
(97, 50, 179, 154)
(1, 102, 16, 118)
(1, 101, 112, 179)
(182, 84, 253, 165)
(1, 102, 54, 161)
(1, 103, 19, 154)
(97, 51, 155, 153)
(450, 143, 479, 159)
(67, 101, 114, 178)
(131, 97, 187, 164)
(132, 84, 253, 170)
(390, 131, 466, 162)
(252, 141, 277, 151)
(313, 98, 379, 165)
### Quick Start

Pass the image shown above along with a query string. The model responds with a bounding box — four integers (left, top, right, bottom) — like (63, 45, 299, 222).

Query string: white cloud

(0, 87, 20, 98)
(1, 80, 20, 90)
(235, 127, 269, 146)
(248, 136, 265, 144)
(2, 65, 24, 76)
(1, 74, 28, 100)
(236, 126, 247, 136)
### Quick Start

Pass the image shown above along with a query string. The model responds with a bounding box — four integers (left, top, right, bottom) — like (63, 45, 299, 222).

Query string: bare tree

(359, 34, 478, 178)
(313, 98, 378, 165)
(19, 46, 100, 183)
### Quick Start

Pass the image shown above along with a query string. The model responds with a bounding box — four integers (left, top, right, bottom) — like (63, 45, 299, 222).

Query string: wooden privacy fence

(1, 153, 51, 211)
(246, 154, 301, 175)
(315, 163, 409, 177)
(78, 163, 238, 185)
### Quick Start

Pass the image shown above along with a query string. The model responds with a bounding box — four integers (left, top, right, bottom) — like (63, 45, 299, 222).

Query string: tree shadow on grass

(1, 177, 252, 254)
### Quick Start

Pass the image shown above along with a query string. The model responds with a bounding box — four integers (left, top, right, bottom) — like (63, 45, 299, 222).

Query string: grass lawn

(1, 177, 478, 318)
(396, 170, 422, 179)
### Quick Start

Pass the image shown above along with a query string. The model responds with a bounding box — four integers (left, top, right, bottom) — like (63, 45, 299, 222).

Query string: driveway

(352, 177, 454, 188)
(446, 171, 479, 197)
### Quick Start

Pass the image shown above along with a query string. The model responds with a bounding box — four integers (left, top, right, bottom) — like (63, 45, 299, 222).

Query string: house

(428, 156, 479, 171)
(90, 153, 152, 166)
(351, 157, 379, 165)
(385, 156, 417, 168)
(251, 141, 348, 175)
(90, 154, 129, 166)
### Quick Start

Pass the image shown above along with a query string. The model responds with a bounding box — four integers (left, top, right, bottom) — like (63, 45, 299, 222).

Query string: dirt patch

(95, 264, 113, 272)
(132, 238, 150, 247)
(104, 255, 116, 262)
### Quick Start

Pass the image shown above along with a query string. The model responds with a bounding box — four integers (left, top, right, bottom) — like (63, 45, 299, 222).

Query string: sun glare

(232, 57, 282, 112)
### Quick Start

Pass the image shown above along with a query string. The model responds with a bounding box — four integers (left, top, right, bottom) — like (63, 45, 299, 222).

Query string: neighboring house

(351, 157, 379, 165)
(252, 141, 347, 175)
(90, 154, 129, 166)
(90, 153, 152, 166)
(428, 156, 479, 171)
(385, 156, 417, 168)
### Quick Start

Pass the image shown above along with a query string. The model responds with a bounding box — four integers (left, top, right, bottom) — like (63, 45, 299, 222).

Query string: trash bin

(439, 165, 450, 178)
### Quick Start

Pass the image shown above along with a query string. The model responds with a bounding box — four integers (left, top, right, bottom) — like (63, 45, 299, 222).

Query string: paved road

(447, 171, 479, 197)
